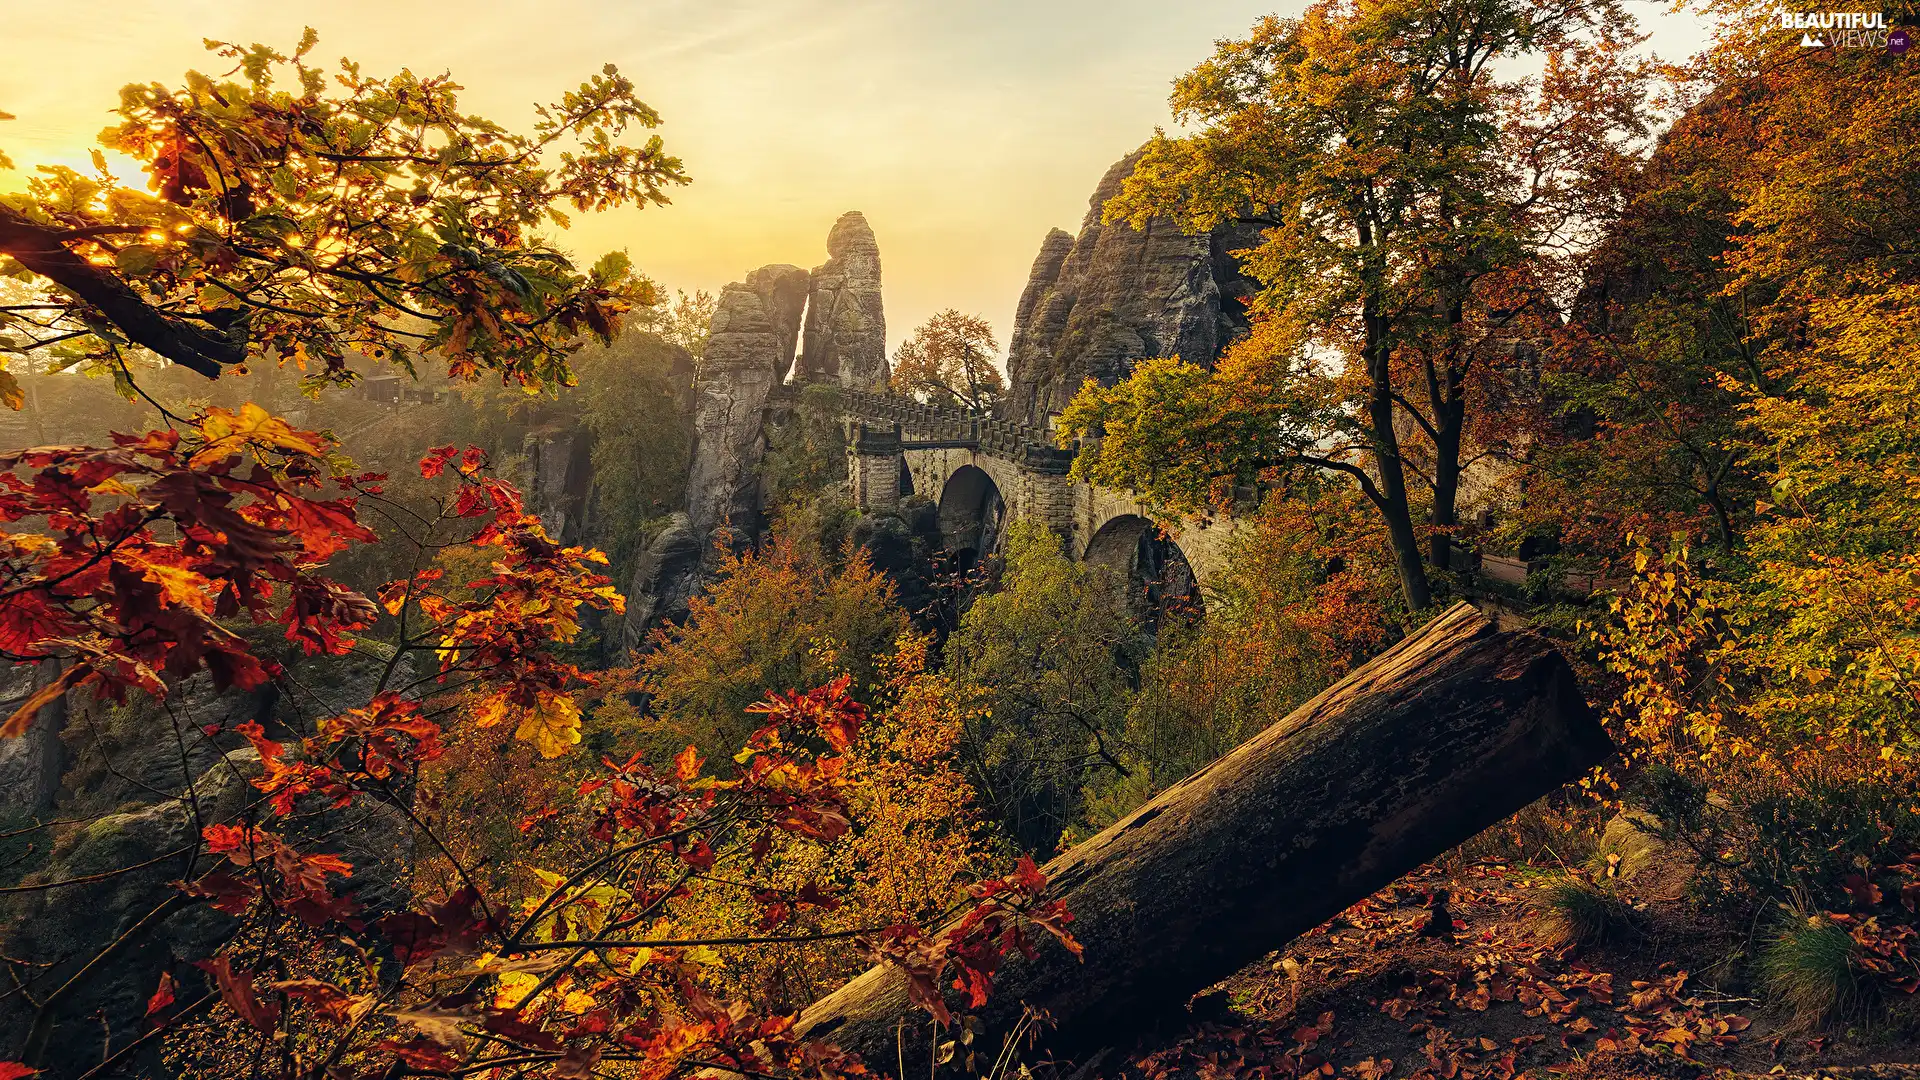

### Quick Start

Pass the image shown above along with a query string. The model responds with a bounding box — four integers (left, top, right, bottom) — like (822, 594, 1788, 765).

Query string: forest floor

(1091, 820, 1920, 1080)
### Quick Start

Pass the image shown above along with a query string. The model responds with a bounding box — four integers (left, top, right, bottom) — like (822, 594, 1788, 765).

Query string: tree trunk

(797, 603, 1610, 1072)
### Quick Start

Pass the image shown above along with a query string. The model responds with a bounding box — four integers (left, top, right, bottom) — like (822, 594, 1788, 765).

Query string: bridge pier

(1016, 444, 1077, 546)
(848, 422, 904, 511)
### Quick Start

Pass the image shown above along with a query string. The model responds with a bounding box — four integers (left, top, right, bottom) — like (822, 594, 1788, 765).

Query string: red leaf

(1843, 874, 1883, 908)
(377, 1037, 460, 1071)
(179, 870, 257, 914)
(419, 445, 459, 479)
(0, 1063, 39, 1080)
(146, 972, 176, 1018)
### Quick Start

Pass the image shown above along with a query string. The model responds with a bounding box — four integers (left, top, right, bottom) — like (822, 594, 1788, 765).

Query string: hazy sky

(0, 0, 1711, 358)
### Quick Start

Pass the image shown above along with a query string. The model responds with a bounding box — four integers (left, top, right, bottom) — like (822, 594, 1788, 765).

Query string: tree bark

(796, 602, 1611, 1072)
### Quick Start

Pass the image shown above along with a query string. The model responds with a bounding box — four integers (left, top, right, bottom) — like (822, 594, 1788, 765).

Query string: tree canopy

(889, 309, 1004, 414)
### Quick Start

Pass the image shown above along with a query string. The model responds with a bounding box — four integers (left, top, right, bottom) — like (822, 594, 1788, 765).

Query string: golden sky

(0, 0, 1708, 358)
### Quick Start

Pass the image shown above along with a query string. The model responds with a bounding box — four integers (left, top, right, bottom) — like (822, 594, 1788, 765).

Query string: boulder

(799, 211, 888, 389)
(1000, 148, 1262, 427)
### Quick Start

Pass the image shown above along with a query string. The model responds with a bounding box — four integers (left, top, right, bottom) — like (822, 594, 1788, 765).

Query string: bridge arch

(1081, 513, 1202, 629)
(937, 464, 1006, 568)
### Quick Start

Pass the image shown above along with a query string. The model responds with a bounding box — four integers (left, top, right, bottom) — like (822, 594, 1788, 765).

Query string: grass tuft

(1540, 876, 1634, 948)
(1759, 913, 1864, 1029)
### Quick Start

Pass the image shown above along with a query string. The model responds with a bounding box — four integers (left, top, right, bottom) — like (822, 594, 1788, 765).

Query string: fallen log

(797, 601, 1612, 1071)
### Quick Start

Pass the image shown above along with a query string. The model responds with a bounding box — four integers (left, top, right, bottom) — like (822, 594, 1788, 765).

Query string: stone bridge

(826, 386, 1239, 607)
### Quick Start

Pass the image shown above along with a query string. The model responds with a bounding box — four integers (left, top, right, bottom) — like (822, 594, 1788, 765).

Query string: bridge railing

(833, 386, 1067, 456)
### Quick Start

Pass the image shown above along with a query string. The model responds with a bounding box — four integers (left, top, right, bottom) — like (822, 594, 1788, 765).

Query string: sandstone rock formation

(751, 263, 811, 382)
(0, 661, 67, 813)
(799, 211, 888, 389)
(623, 217, 888, 642)
(685, 267, 810, 539)
(525, 427, 594, 544)
(0, 648, 416, 1074)
(1001, 149, 1263, 427)
(621, 511, 702, 651)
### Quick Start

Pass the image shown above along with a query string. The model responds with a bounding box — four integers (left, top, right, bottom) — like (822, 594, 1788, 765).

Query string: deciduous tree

(1061, 0, 1650, 609)
(890, 309, 1005, 414)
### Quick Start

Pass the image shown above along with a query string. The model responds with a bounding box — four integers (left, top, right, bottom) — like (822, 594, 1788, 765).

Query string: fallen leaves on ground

(1105, 863, 1762, 1080)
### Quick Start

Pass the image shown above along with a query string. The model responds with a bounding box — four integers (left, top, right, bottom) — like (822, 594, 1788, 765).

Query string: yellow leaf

(0, 371, 22, 411)
(191, 403, 329, 466)
(493, 970, 540, 1010)
(513, 693, 581, 758)
(7, 532, 56, 555)
(86, 477, 140, 497)
(472, 694, 510, 729)
(131, 557, 214, 613)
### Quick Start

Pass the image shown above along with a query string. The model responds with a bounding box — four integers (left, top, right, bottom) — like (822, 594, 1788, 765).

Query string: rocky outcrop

(0, 647, 418, 1073)
(621, 512, 702, 650)
(686, 270, 809, 539)
(751, 264, 811, 382)
(526, 428, 595, 544)
(618, 265, 810, 635)
(1000, 149, 1262, 427)
(798, 211, 888, 389)
(621, 217, 888, 644)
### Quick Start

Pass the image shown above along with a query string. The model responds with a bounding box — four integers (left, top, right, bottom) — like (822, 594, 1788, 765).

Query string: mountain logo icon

(1799, 31, 1827, 45)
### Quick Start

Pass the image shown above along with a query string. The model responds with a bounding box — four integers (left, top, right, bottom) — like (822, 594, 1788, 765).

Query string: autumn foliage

(0, 409, 1071, 1078)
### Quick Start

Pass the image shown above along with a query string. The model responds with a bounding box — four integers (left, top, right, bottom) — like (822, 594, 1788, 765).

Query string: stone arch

(1081, 514, 1203, 629)
(937, 464, 1005, 568)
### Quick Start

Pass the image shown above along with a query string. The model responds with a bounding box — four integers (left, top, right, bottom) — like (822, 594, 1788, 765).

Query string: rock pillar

(799, 211, 888, 389)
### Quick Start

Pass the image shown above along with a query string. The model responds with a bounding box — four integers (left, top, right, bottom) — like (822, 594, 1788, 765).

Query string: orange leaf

(1, 664, 87, 739)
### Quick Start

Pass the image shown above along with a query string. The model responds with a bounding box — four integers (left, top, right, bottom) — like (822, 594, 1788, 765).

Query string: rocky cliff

(798, 211, 888, 389)
(1001, 149, 1263, 427)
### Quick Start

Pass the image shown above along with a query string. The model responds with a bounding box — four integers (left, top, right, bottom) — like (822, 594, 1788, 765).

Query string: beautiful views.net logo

(1776, 9, 1910, 50)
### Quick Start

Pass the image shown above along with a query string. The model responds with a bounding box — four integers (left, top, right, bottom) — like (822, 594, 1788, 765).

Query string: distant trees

(639, 529, 908, 754)
(944, 522, 1140, 853)
(637, 287, 719, 360)
(1059, 0, 1651, 609)
(890, 309, 1005, 413)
